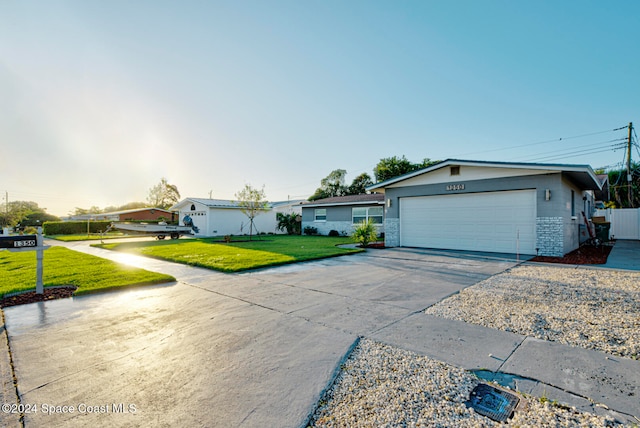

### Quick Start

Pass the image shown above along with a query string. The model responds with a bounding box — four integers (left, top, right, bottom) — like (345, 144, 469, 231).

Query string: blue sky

(2, 1, 638, 216)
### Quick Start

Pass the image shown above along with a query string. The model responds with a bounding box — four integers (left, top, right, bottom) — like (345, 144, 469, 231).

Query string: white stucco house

(170, 198, 303, 238)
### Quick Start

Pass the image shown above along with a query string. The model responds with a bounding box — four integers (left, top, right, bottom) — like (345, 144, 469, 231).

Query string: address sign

(0, 235, 38, 249)
(446, 184, 465, 191)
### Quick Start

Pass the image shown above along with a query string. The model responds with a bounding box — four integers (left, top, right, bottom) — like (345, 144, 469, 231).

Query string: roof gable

(367, 159, 602, 192)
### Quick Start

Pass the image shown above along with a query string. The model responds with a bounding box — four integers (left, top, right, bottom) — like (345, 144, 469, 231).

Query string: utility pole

(627, 122, 633, 208)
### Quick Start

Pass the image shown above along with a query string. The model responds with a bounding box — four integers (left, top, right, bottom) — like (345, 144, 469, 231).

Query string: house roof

(302, 193, 384, 208)
(366, 159, 603, 192)
(102, 207, 173, 216)
(171, 198, 297, 211)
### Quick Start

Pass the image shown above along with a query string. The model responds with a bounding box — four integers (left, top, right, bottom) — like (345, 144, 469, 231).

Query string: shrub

(352, 219, 378, 247)
(303, 226, 318, 235)
(43, 221, 113, 235)
(276, 212, 302, 235)
(328, 230, 340, 237)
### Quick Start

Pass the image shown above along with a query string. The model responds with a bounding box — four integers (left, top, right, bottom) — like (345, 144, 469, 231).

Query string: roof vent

(450, 166, 460, 176)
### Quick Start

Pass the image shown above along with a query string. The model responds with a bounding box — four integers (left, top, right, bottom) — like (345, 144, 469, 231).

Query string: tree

(308, 169, 348, 201)
(234, 184, 268, 240)
(373, 156, 439, 182)
(607, 163, 640, 208)
(72, 206, 102, 216)
(147, 178, 181, 209)
(347, 173, 374, 195)
(0, 201, 59, 228)
(103, 201, 148, 213)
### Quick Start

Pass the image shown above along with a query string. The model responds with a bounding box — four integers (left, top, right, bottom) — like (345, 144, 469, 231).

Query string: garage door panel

(400, 191, 536, 254)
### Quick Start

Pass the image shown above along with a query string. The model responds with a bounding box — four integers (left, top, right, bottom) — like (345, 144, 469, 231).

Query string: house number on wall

(446, 184, 465, 191)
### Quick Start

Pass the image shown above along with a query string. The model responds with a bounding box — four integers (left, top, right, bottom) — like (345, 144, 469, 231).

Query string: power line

(524, 144, 627, 163)
(451, 126, 627, 158)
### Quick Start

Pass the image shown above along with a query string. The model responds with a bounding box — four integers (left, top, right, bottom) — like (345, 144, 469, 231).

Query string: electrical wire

(451, 127, 626, 158)
(525, 144, 627, 163)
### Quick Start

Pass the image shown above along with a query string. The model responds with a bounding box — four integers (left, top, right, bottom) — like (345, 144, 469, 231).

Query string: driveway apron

(1, 244, 519, 427)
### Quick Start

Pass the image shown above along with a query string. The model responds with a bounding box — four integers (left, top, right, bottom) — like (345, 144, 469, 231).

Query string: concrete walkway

(600, 239, 640, 271)
(1, 242, 638, 427)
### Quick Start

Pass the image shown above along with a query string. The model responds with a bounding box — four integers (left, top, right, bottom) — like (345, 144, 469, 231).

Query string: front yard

(0, 247, 175, 299)
(94, 235, 363, 272)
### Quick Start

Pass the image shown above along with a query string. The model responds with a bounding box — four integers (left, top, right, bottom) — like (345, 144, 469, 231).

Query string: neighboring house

(170, 198, 303, 237)
(367, 159, 603, 257)
(301, 194, 385, 236)
(65, 208, 175, 222)
(595, 174, 610, 207)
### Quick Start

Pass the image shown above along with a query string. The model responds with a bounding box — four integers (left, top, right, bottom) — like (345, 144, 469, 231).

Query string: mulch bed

(530, 243, 613, 265)
(1, 286, 77, 308)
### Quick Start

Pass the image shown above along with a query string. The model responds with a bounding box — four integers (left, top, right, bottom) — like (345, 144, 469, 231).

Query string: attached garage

(399, 190, 536, 254)
(367, 159, 604, 257)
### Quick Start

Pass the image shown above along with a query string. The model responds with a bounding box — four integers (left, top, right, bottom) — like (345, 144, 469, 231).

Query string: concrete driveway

(1, 247, 519, 427)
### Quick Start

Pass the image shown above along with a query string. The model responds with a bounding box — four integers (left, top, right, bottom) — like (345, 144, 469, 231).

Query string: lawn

(95, 235, 363, 272)
(0, 247, 175, 297)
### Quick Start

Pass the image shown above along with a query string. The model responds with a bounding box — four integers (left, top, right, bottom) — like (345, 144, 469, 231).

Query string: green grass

(0, 247, 175, 297)
(95, 235, 363, 272)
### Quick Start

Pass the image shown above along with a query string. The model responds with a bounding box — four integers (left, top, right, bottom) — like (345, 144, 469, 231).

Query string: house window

(314, 209, 327, 221)
(450, 166, 460, 176)
(352, 207, 383, 224)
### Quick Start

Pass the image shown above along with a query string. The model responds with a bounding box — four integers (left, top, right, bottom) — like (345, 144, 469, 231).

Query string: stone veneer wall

(384, 218, 400, 247)
(536, 217, 564, 256)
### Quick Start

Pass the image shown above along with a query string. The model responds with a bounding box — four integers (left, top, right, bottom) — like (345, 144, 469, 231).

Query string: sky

(2, 0, 639, 216)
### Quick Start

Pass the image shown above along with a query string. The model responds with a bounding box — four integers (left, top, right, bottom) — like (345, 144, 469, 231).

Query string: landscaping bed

(530, 243, 613, 264)
(1, 287, 77, 308)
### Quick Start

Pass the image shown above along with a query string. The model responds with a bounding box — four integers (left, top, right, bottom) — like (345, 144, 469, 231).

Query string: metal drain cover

(467, 383, 520, 422)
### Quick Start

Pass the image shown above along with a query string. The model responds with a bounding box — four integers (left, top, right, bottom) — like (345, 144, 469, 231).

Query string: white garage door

(400, 190, 536, 255)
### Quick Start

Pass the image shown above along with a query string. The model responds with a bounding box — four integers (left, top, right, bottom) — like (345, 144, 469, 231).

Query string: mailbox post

(0, 227, 49, 294)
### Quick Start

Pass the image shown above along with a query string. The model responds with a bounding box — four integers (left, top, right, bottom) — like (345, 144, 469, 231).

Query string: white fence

(595, 208, 640, 240)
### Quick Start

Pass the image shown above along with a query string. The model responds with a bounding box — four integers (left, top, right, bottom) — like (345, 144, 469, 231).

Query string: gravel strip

(308, 339, 619, 427)
(425, 264, 640, 359)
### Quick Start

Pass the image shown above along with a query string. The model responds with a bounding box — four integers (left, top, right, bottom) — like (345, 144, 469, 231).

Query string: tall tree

(147, 178, 181, 209)
(308, 169, 348, 201)
(373, 156, 439, 182)
(347, 172, 374, 195)
(234, 184, 268, 240)
(0, 201, 58, 228)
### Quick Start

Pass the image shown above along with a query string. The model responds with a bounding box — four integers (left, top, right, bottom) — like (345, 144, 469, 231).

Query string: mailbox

(0, 235, 38, 249)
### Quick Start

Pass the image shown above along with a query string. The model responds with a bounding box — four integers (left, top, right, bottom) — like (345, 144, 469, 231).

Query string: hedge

(43, 221, 113, 235)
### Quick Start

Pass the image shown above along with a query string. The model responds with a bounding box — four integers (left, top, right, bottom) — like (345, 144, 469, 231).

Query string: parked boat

(110, 222, 196, 240)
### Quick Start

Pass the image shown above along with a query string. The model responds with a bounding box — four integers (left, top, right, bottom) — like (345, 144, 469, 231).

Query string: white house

(170, 198, 303, 238)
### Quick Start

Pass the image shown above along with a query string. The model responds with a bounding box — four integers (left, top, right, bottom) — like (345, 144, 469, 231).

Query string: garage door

(400, 190, 536, 255)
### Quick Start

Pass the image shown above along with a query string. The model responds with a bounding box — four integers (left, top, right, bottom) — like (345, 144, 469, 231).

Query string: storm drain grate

(467, 383, 520, 422)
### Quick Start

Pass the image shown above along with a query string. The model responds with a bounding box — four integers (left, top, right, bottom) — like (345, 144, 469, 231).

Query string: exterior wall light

(545, 189, 551, 201)
(386, 199, 392, 208)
